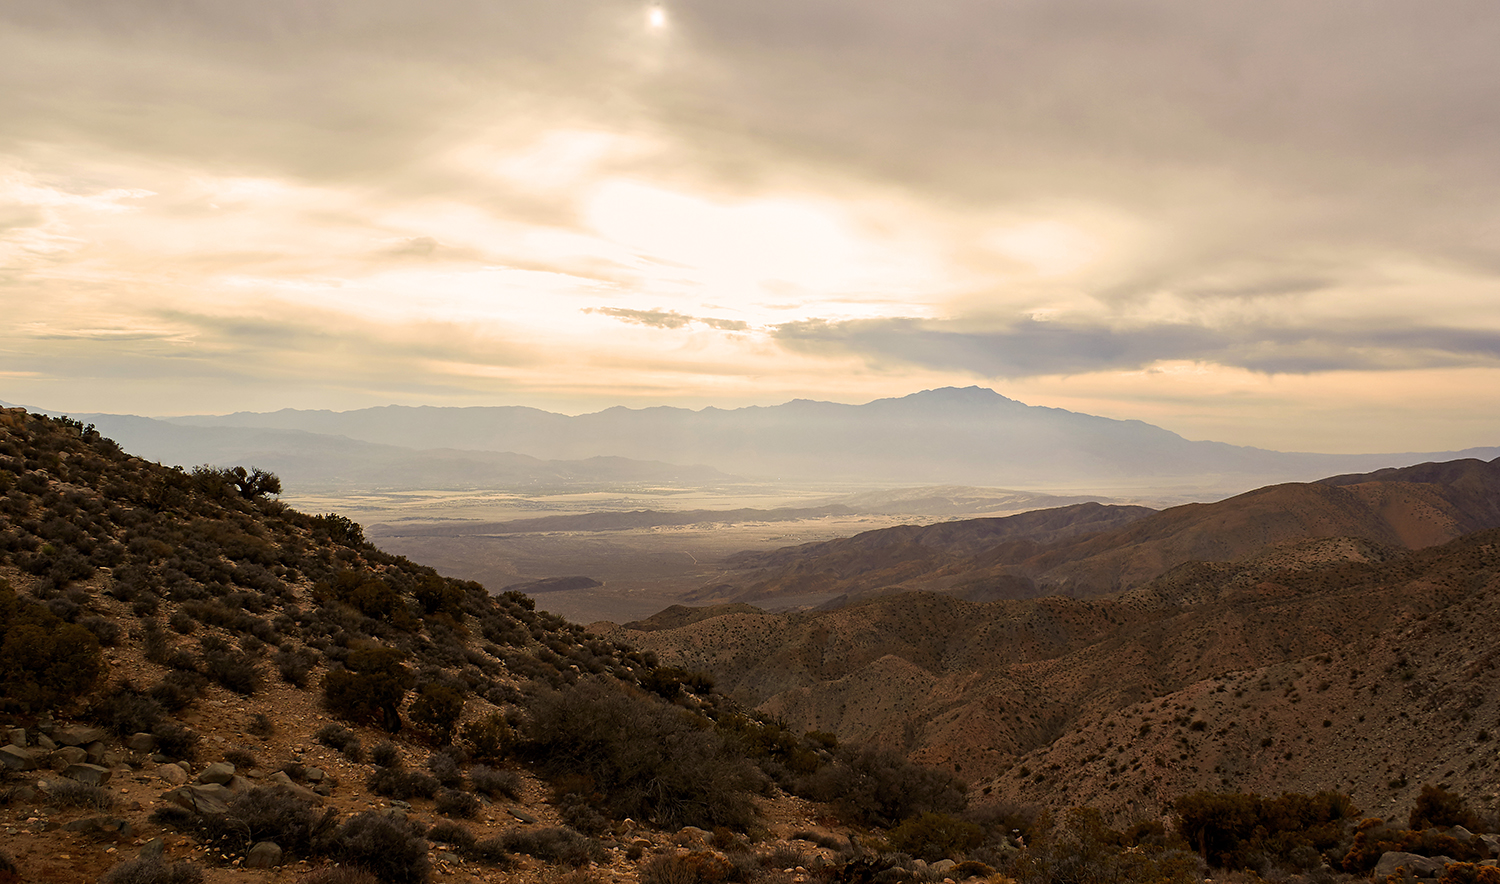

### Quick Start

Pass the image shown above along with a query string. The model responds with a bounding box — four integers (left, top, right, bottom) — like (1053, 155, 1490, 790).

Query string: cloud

(585, 307, 749, 332)
(773, 316, 1500, 377)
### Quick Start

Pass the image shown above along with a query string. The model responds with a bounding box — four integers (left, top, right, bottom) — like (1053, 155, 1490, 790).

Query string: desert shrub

(1013, 807, 1201, 884)
(1410, 784, 1480, 831)
(300, 869, 381, 884)
(469, 764, 521, 799)
(274, 646, 317, 687)
(887, 811, 985, 861)
(150, 670, 206, 712)
(198, 635, 262, 695)
(322, 644, 414, 732)
(0, 580, 104, 713)
(561, 800, 612, 836)
(223, 747, 258, 771)
(367, 768, 440, 800)
(498, 827, 605, 867)
(426, 751, 462, 787)
(1439, 863, 1500, 884)
(1341, 819, 1487, 873)
(199, 786, 328, 857)
(371, 740, 402, 768)
(169, 611, 197, 634)
(248, 712, 275, 738)
(427, 819, 478, 850)
(98, 858, 204, 884)
(435, 788, 480, 818)
(1174, 790, 1358, 870)
(459, 712, 513, 763)
(93, 681, 166, 735)
(315, 723, 364, 761)
(467, 836, 513, 866)
(327, 812, 430, 884)
(80, 614, 122, 646)
(801, 746, 966, 828)
(520, 678, 760, 830)
(640, 851, 736, 884)
(48, 780, 116, 810)
(409, 681, 466, 744)
(152, 721, 200, 760)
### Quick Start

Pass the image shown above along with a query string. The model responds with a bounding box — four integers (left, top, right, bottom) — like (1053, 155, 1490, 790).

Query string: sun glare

(648, 6, 667, 29)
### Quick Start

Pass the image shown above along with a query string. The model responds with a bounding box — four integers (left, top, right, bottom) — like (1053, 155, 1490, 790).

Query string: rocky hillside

(608, 515, 1500, 823)
(705, 457, 1500, 604)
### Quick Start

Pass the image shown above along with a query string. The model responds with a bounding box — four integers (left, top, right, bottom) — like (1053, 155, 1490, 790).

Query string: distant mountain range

(21, 386, 1500, 493)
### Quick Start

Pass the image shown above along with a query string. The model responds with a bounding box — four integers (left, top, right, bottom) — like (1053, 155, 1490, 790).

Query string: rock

(266, 773, 325, 805)
(245, 841, 283, 869)
(675, 826, 713, 845)
(1450, 826, 1475, 843)
(63, 763, 112, 785)
(64, 816, 134, 838)
(35, 733, 57, 752)
(506, 806, 537, 823)
(1375, 853, 1455, 880)
(8, 728, 25, 748)
(164, 783, 233, 815)
(50, 747, 88, 767)
(1480, 834, 1500, 859)
(85, 741, 107, 764)
(139, 838, 165, 861)
(931, 859, 957, 875)
(0, 745, 38, 771)
(157, 763, 189, 785)
(198, 761, 235, 785)
(304, 767, 324, 783)
(52, 726, 105, 747)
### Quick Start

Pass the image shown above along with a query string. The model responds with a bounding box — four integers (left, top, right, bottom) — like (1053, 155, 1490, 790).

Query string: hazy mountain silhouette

(160, 387, 1500, 491)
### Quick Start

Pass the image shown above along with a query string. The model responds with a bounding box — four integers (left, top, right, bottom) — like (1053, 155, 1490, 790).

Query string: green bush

(0, 580, 104, 713)
(887, 811, 985, 862)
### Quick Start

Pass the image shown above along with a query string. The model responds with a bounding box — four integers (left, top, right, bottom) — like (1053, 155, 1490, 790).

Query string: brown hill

(604, 527, 1500, 822)
(713, 457, 1500, 604)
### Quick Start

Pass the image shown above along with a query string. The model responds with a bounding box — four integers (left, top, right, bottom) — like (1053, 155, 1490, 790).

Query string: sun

(648, 5, 667, 29)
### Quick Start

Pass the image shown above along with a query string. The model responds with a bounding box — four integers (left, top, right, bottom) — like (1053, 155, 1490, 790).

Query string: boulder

(35, 732, 57, 752)
(64, 816, 135, 838)
(52, 726, 105, 747)
(125, 734, 156, 753)
(931, 859, 957, 876)
(164, 783, 233, 815)
(1375, 852, 1455, 880)
(1480, 835, 1500, 859)
(8, 728, 25, 748)
(157, 763, 189, 785)
(139, 838, 165, 861)
(63, 763, 112, 786)
(50, 746, 88, 767)
(197, 761, 235, 785)
(0, 745, 38, 771)
(266, 772, 326, 805)
(85, 741, 107, 764)
(245, 841, 283, 869)
(304, 767, 324, 783)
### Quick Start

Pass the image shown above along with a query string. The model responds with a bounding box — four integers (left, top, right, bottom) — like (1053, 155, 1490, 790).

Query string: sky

(3, 0, 1500, 453)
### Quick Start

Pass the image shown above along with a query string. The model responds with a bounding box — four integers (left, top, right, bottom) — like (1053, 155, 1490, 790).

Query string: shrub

(640, 852, 736, 884)
(498, 827, 605, 867)
(327, 812, 430, 884)
(1439, 864, 1500, 884)
(274, 646, 317, 687)
(316, 723, 361, 754)
(426, 820, 477, 850)
(198, 635, 262, 695)
(887, 812, 985, 862)
(93, 681, 166, 735)
(435, 788, 480, 818)
(49, 780, 116, 810)
(459, 712, 513, 763)
(0, 580, 104, 713)
(152, 721, 200, 760)
(427, 751, 462, 787)
(98, 858, 205, 884)
(248, 712, 275, 738)
(521, 678, 760, 830)
(1174, 790, 1358, 870)
(223, 747, 258, 771)
(410, 681, 466, 745)
(469, 764, 521, 799)
(322, 645, 413, 732)
(467, 836, 513, 866)
(371, 740, 402, 768)
(1410, 784, 1480, 831)
(367, 768, 440, 801)
(801, 747, 966, 828)
(300, 869, 381, 884)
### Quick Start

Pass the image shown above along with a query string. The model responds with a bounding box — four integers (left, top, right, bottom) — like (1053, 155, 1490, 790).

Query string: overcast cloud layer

(3, 0, 1500, 452)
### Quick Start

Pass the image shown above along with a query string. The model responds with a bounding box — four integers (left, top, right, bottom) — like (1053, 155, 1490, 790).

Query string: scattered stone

(52, 726, 105, 747)
(35, 733, 57, 752)
(245, 841, 283, 869)
(157, 763, 189, 786)
(1375, 852, 1455, 880)
(139, 838, 165, 861)
(8, 728, 25, 748)
(674, 826, 713, 845)
(63, 816, 134, 838)
(63, 763, 112, 786)
(505, 806, 536, 824)
(304, 767, 324, 783)
(198, 761, 236, 785)
(85, 741, 107, 764)
(164, 783, 233, 815)
(125, 733, 155, 753)
(266, 773, 326, 805)
(931, 859, 957, 875)
(50, 747, 88, 767)
(0, 745, 38, 771)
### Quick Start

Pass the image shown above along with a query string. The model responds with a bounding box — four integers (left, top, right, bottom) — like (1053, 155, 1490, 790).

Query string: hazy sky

(4, 0, 1500, 452)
